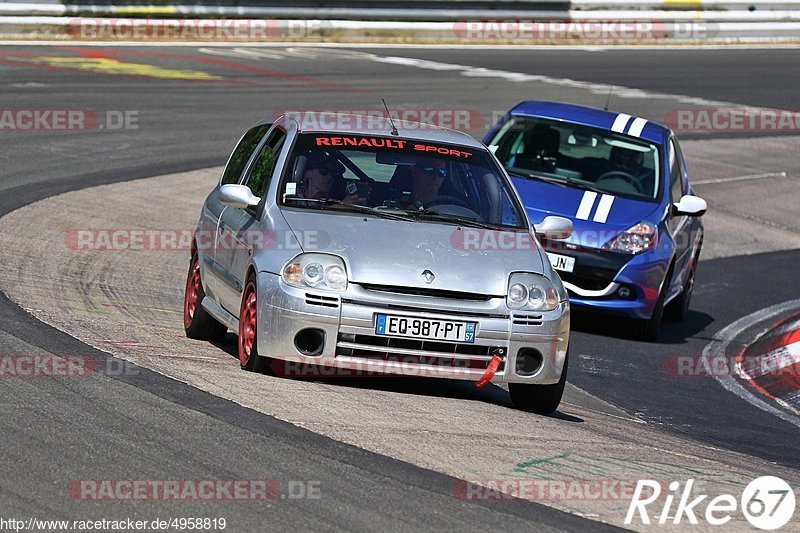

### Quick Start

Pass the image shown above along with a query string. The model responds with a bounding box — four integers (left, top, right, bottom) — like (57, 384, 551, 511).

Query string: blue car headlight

(603, 221, 658, 254)
(507, 273, 559, 312)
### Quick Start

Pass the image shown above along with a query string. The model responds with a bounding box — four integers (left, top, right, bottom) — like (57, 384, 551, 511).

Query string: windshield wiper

(511, 170, 607, 195)
(405, 209, 504, 230)
(285, 197, 414, 222)
(567, 178, 608, 194)
(509, 169, 569, 188)
(562, 178, 607, 194)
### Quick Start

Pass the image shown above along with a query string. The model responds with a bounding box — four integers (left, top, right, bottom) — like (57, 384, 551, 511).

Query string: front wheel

(665, 256, 697, 322)
(629, 287, 664, 342)
(238, 273, 271, 373)
(629, 264, 673, 342)
(509, 351, 568, 415)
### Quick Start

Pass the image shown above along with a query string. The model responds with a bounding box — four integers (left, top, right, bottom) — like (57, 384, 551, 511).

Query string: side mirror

(673, 194, 707, 217)
(219, 184, 261, 209)
(534, 216, 573, 240)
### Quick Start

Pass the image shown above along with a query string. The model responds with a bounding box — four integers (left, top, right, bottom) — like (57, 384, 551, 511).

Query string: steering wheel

(426, 195, 473, 210)
(425, 196, 481, 219)
(596, 171, 644, 194)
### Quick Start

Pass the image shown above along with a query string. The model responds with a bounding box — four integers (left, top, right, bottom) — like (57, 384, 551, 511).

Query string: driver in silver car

(406, 157, 447, 207)
(300, 151, 364, 205)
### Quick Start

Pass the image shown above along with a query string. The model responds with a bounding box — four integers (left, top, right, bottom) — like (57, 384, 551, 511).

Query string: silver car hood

(281, 210, 543, 296)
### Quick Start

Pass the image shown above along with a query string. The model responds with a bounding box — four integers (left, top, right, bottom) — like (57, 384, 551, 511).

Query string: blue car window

(488, 116, 662, 202)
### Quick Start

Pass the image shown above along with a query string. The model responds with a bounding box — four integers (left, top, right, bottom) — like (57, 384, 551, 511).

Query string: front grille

(336, 333, 505, 371)
(512, 313, 543, 326)
(542, 242, 628, 293)
(305, 293, 339, 308)
(341, 299, 508, 319)
(357, 283, 493, 302)
(558, 272, 613, 292)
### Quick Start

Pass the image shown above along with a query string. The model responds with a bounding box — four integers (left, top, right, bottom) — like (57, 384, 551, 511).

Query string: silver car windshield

(487, 116, 661, 202)
(278, 133, 527, 229)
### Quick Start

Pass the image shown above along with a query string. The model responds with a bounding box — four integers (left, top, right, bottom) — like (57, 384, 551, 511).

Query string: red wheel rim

(239, 281, 257, 367)
(184, 254, 200, 328)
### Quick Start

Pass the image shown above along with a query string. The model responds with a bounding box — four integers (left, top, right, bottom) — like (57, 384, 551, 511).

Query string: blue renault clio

(484, 101, 706, 341)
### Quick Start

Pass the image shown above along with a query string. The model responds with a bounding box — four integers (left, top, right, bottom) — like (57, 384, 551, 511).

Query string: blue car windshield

(487, 116, 661, 202)
(278, 133, 527, 229)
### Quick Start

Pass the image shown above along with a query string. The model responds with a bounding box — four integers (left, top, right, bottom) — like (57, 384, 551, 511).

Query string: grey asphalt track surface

(0, 44, 799, 531)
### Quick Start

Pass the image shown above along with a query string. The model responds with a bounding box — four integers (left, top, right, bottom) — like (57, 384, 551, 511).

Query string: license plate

(547, 252, 575, 273)
(375, 314, 476, 343)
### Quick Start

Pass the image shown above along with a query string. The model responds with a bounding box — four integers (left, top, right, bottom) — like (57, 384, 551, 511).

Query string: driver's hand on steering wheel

(342, 194, 366, 205)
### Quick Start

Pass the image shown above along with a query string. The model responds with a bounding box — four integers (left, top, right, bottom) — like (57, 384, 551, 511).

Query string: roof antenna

(604, 85, 614, 111)
(382, 98, 399, 136)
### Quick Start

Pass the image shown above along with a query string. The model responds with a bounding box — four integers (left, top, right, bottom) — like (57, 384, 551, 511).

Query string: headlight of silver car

(282, 253, 348, 292)
(507, 273, 559, 312)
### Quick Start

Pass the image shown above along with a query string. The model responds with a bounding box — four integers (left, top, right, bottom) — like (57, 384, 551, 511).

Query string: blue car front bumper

(545, 243, 671, 320)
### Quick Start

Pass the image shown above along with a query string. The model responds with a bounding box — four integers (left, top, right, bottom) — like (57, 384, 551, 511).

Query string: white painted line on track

(1, 40, 795, 124)
(360, 53, 791, 116)
(693, 171, 788, 185)
(703, 298, 800, 428)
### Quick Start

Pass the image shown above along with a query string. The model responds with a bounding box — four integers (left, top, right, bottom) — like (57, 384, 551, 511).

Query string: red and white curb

(703, 299, 800, 428)
(738, 314, 800, 410)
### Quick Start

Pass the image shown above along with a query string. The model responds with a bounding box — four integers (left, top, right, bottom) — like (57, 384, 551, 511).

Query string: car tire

(509, 350, 568, 415)
(630, 276, 667, 342)
(238, 273, 271, 373)
(184, 251, 228, 342)
(665, 252, 699, 323)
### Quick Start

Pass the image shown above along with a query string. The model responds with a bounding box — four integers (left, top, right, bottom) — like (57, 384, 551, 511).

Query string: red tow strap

(474, 349, 505, 388)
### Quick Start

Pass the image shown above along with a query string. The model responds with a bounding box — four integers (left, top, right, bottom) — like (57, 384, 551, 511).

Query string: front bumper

(544, 243, 670, 320)
(257, 272, 569, 384)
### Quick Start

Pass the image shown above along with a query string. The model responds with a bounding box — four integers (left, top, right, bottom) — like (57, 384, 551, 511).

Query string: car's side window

(244, 128, 287, 197)
(220, 124, 272, 185)
(668, 138, 684, 203)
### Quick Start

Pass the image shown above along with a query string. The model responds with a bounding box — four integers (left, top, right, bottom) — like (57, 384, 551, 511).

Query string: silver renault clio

(184, 113, 573, 414)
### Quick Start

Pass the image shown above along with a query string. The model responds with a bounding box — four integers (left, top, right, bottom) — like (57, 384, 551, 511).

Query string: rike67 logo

(626, 476, 796, 530)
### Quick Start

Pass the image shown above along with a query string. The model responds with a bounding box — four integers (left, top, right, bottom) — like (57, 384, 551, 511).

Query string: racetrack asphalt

(0, 44, 798, 531)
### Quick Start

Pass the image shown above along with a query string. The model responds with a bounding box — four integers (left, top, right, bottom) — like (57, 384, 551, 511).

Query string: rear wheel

(238, 273, 271, 373)
(509, 351, 568, 415)
(184, 251, 227, 342)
